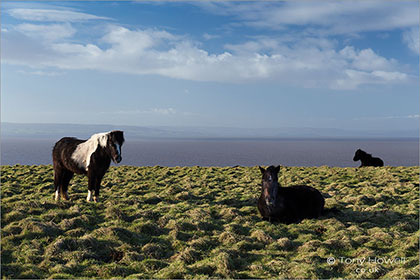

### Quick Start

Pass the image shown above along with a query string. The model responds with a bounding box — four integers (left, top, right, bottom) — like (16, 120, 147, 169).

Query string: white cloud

(2, 24, 413, 90)
(203, 33, 220, 40)
(17, 69, 64, 76)
(101, 26, 178, 54)
(403, 27, 420, 55)
(195, 1, 419, 35)
(15, 23, 76, 41)
(354, 114, 420, 120)
(150, 108, 176, 115)
(105, 108, 177, 115)
(333, 69, 408, 90)
(386, 114, 420, 119)
(339, 46, 398, 72)
(8, 8, 111, 22)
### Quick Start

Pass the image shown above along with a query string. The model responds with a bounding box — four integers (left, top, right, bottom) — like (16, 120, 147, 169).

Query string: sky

(1, 0, 419, 134)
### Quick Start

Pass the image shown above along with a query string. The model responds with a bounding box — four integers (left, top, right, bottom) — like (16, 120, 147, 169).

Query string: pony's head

(353, 149, 365, 161)
(106, 130, 125, 164)
(259, 165, 280, 209)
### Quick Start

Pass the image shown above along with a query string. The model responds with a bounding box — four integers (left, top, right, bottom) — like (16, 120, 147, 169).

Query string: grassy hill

(1, 165, 419, 279)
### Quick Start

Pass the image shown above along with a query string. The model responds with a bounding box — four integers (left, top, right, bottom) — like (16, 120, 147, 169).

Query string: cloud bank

(2, 3, 418, 90)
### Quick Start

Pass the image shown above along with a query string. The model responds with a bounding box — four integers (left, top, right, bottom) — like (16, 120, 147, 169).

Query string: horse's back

(282, 185, 325, 217)
(53, 137, 86, 173)
(361, 156, 384, 167)
(53, 137, 83, 156)
(283, 185, 323, 199)
(373, 157, 384, 166)
(54, 137, 82, 146)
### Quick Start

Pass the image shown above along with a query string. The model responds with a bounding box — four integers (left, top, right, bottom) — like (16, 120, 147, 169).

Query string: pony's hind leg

(53, 166, 62, 201)
(60, 170, 74, 200)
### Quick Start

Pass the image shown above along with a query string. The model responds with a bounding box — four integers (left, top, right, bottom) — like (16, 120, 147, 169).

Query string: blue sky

(1, 1, 419, 133)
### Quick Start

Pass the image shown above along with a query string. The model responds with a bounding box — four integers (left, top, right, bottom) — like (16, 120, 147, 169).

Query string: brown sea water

(1, 137, 418, 167)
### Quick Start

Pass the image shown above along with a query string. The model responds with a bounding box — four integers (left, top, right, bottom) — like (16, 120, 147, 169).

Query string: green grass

(1, 165, 419, 279)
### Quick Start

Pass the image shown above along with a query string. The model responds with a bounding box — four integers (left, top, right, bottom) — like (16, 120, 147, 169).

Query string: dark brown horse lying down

(353, 149, 384, 167)
(258, 165, 336, 224)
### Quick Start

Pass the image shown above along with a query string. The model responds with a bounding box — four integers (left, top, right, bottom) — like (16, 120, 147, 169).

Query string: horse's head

(107, 130, 125, 164)
(259, 165, 280, 209)
(353, 149, 364, 161)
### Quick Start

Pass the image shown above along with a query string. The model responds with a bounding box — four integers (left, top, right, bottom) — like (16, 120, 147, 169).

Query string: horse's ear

(275, 165, 280, 174)
(259, 166, 265, 174)
(109, 131, 116, 137)
(110, 130, 125, 143)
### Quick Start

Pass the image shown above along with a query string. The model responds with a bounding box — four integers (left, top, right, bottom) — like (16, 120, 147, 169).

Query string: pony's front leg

(93, 187, 100, 203)
(55, 187, 61, 201)
(93, 174, 104, 202)
(86, 189, 93, 202)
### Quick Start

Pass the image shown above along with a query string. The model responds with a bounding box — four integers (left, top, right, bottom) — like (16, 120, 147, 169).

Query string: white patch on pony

(87, 190, 93, 202)
(116, 143, 121, 156)
(55, 190, 60, 201)
(71, 132, 110, 171)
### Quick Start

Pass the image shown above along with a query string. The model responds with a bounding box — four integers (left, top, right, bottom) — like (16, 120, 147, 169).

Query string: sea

(1, 137, 418, 167)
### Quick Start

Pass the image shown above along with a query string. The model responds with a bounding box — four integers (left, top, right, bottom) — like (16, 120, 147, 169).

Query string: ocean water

(1, 138, 418, 167)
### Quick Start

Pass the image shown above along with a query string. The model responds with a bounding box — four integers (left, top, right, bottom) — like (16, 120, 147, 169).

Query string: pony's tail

(322, 207, 341, 215)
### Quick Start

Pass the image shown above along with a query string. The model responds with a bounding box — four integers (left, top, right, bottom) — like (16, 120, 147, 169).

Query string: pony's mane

(359, 149, 371, 157)
(71, 132, 110, 171)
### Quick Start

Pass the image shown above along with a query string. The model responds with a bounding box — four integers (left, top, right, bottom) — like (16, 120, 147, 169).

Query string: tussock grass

(1, 165, 419, 279)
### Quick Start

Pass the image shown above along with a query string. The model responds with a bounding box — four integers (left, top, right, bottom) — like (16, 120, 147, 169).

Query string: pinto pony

(52, 131, 124, 202)
(353, 149, 384, 167)
(257, 165, 328, 224)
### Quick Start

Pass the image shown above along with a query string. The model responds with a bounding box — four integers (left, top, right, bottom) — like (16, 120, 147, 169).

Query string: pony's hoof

(62, 192, 69, 200)
(93, 196, 99, 203)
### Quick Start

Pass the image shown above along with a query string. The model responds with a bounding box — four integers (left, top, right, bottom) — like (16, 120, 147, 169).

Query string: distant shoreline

(2, 135, 419, 142)
(2, 122, 419, 140)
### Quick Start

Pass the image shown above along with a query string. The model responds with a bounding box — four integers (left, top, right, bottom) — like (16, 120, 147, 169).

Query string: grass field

(1, 165, 419, 279)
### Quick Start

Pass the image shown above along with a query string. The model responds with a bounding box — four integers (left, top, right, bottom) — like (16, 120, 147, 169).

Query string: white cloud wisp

(8, 8, 111, 22)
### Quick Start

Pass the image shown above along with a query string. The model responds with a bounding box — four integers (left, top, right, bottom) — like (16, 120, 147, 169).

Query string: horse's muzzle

(265, 198, 276, 208)
(113, 155, 122, 164)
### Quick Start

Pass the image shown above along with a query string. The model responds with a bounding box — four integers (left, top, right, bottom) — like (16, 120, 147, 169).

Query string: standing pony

(353, 149, 384, 167)
(52, 131, 124, 202)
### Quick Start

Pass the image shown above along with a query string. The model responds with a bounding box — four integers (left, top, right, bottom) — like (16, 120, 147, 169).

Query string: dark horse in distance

(353, 149, 384, 167)
(258, 165, 328, 224)
(52, 131, 124, 202)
